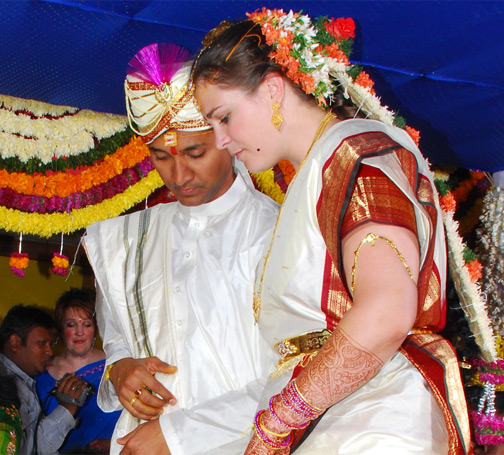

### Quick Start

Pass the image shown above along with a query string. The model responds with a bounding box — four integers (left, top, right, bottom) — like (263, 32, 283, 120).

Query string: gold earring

(271, 99, 283, 131)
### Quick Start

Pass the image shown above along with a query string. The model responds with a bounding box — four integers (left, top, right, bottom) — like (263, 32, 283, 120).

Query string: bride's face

(196, 81, 285, 173)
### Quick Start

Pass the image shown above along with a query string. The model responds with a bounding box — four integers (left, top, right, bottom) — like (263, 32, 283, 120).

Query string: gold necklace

(253, 111, 337, 322)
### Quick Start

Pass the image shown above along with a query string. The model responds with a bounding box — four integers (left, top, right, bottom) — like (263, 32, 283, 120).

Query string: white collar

(178, 172, 248, 219)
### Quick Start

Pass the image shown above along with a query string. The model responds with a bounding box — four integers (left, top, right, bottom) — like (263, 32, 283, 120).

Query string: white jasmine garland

(0, 94, 128, 164)
(0, 94, 78, 117)
(442, 207, 497, 362)
(477, 186, 504, 336)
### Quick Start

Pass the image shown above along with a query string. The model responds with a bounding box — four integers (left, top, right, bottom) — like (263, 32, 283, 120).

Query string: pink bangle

(292, 379, 324, 411)
(281, 380, 324, 421)
(254, 410, 292, 449)
(269, 395, 309, 430)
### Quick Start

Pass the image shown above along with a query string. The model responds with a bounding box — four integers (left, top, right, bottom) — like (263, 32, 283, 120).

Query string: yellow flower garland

(252, 169, 286, 205)
(0, 170, 164, 237)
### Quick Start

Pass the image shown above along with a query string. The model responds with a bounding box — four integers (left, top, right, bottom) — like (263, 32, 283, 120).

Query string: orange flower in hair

(298, 73, 316, 95)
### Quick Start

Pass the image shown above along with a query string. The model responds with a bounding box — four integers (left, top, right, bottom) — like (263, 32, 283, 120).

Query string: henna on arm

(261, 326, 384, 434)
(295, 326, 384, 410)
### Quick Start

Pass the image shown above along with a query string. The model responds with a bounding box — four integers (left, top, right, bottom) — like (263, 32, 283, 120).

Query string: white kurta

(84, 173, 279, 455)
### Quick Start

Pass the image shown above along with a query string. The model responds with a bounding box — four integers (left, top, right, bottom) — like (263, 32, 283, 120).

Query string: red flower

(324, 17, 356, 40)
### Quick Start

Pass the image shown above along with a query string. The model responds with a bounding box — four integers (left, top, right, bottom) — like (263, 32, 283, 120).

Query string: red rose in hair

(324, 17, 356, 39)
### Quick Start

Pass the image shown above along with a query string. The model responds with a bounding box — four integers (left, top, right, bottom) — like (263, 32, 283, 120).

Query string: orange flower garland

(354, 71, 376, 95)
(0, 136, 150, 198)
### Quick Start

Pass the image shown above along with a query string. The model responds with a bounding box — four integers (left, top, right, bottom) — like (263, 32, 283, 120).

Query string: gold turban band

(125, 64, 211, 145)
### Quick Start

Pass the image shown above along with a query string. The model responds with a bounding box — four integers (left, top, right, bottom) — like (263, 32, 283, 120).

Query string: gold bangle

(292, 379, 324, 412)
(105, 362, 115, 382)
(258, 411, 291, 438)
(259, 421, 291, 438)
(351, 232, 415, 293)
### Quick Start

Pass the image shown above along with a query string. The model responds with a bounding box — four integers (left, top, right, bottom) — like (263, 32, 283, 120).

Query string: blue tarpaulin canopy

(1, 0, 503, 171)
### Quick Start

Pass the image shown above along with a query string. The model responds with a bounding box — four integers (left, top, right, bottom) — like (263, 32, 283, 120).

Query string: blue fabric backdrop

(0, 0, 502, 171)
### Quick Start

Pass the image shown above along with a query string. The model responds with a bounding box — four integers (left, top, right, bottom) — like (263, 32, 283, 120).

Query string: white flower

(0, 95, 128, 163)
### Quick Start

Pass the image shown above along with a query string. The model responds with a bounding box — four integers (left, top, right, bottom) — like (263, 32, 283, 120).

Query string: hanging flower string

(51, 253, 70, 276)
(470, 336, 504, 446)
(9, 233, 29, 277)
(51, 233, 70, 276)
(434, 167, 504, 448)
(9, 252, 29, 277)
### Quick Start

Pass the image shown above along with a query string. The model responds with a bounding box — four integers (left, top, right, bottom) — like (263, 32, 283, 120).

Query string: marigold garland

(251, 168, 285, 205)
(0, 157, 154, 213)
(0, 135, 150, 198)
(0, 169, 164, 237)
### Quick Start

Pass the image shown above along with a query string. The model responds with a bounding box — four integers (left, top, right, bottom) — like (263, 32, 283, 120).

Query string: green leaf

(463, 247, 477, 263)
(347, 65, 362, 80)
(393, 116, 407, 129)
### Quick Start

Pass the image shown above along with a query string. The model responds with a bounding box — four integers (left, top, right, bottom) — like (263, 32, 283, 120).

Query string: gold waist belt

(276, 329, 332, 360)
(272, 329, 332, 378)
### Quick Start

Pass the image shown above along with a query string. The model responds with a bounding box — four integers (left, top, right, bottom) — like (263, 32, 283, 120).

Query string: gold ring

(129, 397, 138, 407)
(134, 388, 143, 397)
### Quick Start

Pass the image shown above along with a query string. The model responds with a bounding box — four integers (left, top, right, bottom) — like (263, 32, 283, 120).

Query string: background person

(84, 42, 279, 455)
(36, 288, 120, 454)
(193, 10, 471, 454)
(0, 304, 84, 454)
